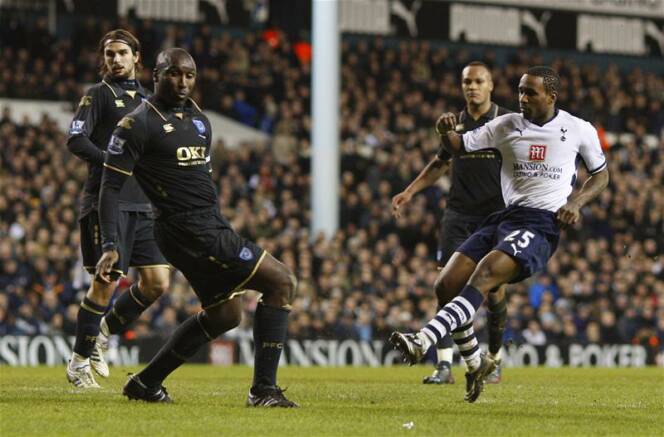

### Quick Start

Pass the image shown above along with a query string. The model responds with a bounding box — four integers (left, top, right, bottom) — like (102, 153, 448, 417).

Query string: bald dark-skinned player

(96, 48, 298, 407)
(392, 62, 509, 385)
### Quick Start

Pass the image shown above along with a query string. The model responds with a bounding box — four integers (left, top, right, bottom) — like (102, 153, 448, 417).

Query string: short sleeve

(578, 121, 607, 174)
(461, 115, 511, 153)
(104, 115, 146, 176)
(67, 86, 104, 139)
(462, 118, 496, 152)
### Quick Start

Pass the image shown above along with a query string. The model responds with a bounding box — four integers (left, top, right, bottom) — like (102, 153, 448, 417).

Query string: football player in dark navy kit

(392, 62, 509, 386)
(66, 30, 171, 388)
(96, 48, 298, 407)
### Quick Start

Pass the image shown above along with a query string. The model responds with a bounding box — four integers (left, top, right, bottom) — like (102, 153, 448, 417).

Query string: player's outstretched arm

(392, 157, 449, 218)
(435, 113, 463, 156)
(556, 168, 609, 227)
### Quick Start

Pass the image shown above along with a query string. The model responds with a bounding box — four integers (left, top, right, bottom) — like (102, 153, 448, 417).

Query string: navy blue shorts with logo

(456, 205, 560, 283)
(80, 210, 169, 280)
(436, 208, 488, 266)
(154, 207, 265, 308)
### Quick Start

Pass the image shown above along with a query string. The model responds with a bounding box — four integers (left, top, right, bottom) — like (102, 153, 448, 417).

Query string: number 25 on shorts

(503, 229, 535, 255)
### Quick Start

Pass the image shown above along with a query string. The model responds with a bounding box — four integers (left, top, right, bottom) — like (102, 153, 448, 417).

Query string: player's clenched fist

(436, 112, 457, 135)
(556, 200, 581, 228)
(95, 249, 119, 283)
(391, 191, 413, 218)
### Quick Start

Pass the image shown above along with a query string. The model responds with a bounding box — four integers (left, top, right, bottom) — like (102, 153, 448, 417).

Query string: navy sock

(73, 297, 107, 358)
(139, 312, 213, 388)
(105, 284, 154, 335)
(252, 303, 289, 389)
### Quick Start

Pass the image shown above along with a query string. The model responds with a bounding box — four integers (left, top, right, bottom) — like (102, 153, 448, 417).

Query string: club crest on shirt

(239, 247, 254, 261)
(78, 95, 92, 107)
(529, 144, 547, 161)
(115, 99, 125, 108)
(107, 135, 126, 155)
(192, 118, 206, 135)
(117, 116, 134, 130)
(163, 123, 175, 133)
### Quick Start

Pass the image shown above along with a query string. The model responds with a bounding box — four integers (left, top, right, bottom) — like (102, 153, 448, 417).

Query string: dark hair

(526, 66, 560, 95)
(465, 60, 491, 73)
(98, 29, 141, 76)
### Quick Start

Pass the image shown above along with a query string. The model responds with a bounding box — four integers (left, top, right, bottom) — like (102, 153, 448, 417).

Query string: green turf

(1, 365, 662, 436)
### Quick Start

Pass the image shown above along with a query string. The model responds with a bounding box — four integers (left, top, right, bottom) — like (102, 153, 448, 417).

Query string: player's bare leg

(243, 253, 299, 407)
(433, 252, 477, 307)
(96, 266, 170, 377)
(67, 277, 116, 388)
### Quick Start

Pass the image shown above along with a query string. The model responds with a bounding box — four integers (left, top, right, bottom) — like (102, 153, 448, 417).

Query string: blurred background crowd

(1, 16, 662, 361)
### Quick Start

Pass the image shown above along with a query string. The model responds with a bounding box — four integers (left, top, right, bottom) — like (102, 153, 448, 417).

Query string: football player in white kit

(390, 67, 609, 403)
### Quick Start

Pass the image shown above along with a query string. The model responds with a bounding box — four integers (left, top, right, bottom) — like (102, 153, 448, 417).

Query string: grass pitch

(1, 365, 662, 436)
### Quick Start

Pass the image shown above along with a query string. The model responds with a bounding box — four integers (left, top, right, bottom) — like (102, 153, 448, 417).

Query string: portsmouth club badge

(192, 118, 206, 136)
(239, 247, 254, 261)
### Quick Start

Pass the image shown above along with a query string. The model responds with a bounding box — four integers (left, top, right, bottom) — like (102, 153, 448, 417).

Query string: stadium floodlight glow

(311, 0, 340, 240)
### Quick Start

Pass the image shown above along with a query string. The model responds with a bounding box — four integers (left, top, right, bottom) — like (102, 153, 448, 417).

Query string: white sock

(99, 317, 110, 337)
(452, 324, 481, 372)
(466, 354, 481, 372)
(437, 347, 453, 364)
(417, 331, 434, 352)
(70, 352, 89, 368)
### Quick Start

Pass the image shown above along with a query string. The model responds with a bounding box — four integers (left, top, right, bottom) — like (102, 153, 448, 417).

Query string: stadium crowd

(0, 18, 662, 362)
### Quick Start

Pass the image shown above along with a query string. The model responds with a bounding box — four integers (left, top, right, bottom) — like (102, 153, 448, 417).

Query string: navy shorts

(436, 208, 488, 266)
(154, 207, 265, 308)
(80, 210, 169, 280)
(456, 205, 560, 283)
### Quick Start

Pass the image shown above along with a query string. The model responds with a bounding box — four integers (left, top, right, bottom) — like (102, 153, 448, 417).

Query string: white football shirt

(462, 109, 606, 212)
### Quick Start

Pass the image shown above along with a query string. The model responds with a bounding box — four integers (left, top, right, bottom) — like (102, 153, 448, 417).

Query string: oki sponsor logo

(529, 144, 547, 161)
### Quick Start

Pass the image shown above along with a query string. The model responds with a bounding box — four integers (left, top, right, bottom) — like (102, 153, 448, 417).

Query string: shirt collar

(530, 108, 560, 127)
(462, 102, 498, 122)
(102, 75, 148, 98)
(149, 96, 199, 119)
